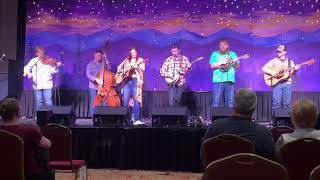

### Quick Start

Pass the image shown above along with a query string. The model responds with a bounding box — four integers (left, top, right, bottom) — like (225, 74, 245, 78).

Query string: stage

(21, 90, 320, 124)
(17, 89, 320, 172)
(71, 126, 206, 172)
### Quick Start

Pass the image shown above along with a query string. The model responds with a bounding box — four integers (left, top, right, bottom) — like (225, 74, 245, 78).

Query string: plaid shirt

(160, 55, 191, 86)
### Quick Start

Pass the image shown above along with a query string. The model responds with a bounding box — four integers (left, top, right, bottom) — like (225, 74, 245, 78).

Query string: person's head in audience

(233, 88, 257, 118)
(291, 99, 319, 129)
(0, 98, 21, 124)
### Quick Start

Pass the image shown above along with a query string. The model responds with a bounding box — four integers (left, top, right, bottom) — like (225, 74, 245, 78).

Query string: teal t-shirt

(209, 50, 238, 83)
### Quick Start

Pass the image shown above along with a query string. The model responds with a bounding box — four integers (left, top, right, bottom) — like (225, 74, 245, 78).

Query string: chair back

(271, 126, 294, 143)
(280, 138, 320, 180)
(203, 153, 289, 180)
(202, 134, 255, 168)
(42, 124, 73, 162)
(0, 130, 24, 180)
(310, 165, 320, 180)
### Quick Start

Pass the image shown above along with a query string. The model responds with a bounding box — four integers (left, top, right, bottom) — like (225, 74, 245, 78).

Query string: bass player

(86, 49, 111, 116)
(160, 44, 192, 107)
(262, 45, 300, 109)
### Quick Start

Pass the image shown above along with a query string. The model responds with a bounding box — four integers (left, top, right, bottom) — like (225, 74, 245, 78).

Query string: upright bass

(93, 42, 120, 107)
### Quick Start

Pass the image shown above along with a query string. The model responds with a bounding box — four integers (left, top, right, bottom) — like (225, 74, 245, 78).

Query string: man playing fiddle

(24, 46, 62, 113)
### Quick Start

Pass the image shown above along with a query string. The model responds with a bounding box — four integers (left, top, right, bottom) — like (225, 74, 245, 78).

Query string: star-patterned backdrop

(24, 0, 320, 91)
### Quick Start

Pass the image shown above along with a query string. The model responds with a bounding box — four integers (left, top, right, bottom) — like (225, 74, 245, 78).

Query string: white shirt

(24, 57, 57, 89)
(130, 58, 137, 78)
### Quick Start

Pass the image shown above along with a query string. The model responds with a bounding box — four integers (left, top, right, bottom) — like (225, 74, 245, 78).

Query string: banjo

(164, 57, 204, 85)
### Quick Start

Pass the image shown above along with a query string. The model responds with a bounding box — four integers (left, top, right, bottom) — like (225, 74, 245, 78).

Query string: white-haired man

(201, 88, 275, 160)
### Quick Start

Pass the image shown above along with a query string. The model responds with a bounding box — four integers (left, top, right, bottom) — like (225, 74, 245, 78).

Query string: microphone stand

(26, 57, 41, 116)
(54, 52, 63, 106)
(120, 61, 125, 106)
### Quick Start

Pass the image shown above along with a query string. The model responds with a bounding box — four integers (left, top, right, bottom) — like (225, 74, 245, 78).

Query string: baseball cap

(276, 45, 287, 52)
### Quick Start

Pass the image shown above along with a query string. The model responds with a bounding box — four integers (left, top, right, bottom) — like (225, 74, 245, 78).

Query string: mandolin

(264, 59, 316, 87)
(218, 54, 250, 72)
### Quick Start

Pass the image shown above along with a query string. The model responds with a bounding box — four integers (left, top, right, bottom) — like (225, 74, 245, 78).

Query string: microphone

(0, 54, 5, 62)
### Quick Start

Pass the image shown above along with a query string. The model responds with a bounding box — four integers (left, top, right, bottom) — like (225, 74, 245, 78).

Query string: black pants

(26, 149, 54, 180)
(25, 169, 54, 180)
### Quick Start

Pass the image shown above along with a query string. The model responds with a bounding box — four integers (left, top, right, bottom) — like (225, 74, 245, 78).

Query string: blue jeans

(35, 89, 53, 111)
(123, 78, 140, 121)
(212, 82, 234, 107)
(168, 85, 184, 106)
(272, 83, 292, 109)
(89, 88, 97, 117)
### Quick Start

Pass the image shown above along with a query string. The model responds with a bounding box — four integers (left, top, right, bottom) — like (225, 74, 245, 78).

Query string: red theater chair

(0, 130, 24, 180)
(201, 134, 255, 169)
(202, 153, 289, 180)
(271, 126, 294, 143)
(310, 165, 320, 180)
(42, 124, 87, 180)
(280, 138, 320, 180)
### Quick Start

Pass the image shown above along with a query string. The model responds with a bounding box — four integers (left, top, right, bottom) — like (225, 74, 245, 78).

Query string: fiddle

(40, 55, 63, 67)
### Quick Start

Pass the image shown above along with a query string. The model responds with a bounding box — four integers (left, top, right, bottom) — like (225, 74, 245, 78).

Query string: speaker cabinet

(211, 107, 233, 122)
(93, 106, 130, 127)
(36, 108, 53, 127)
(273, 108, 292, 127)
(51, 106, 75, 126)
(151, 107, 188, 127)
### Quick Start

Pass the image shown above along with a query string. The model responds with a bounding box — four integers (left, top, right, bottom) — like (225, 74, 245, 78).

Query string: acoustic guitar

(264, 59, 316, 86)
(115, 58, 149, 84)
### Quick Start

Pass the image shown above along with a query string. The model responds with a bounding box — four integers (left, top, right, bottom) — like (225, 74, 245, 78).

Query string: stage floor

(20, 117, 272, 128)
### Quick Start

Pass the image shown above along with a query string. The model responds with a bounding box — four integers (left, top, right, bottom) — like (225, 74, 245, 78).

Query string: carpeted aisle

(55, 169, 202, 180)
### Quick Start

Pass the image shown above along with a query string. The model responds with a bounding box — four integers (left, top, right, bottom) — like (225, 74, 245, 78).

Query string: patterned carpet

(56, 169, 202, 180)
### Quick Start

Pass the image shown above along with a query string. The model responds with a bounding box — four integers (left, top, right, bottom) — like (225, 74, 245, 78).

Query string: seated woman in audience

(0, 98, 52, 180)
(276, 99, 320, 149)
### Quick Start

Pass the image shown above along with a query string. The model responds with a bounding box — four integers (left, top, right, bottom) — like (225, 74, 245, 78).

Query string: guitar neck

(232, 56, 245, 62)
(190, 57, 203, 65)
(283, 62, 308, 73)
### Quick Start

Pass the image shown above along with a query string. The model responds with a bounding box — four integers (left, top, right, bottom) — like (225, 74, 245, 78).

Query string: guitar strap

(284, 58, 291, 81)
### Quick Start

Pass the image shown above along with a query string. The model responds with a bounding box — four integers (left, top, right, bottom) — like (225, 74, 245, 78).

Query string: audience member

(0, 98, 52, 180)
(201, 88, 275, 160)
(276, 99, 320, 149)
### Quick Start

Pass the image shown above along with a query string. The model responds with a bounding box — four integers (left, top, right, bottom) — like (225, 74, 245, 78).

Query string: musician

(24, 46, 62, 112)
(209, 39, 239, 107)
(116, 48, 145, 125)
(262, 45, 300, 108)
(160, 44, 191, 106)
(86, 49, 111, 116)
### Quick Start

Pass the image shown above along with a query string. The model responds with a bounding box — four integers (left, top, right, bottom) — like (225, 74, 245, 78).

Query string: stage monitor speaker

(51, 106, 75, 126)
(211, 107, 233, 122)
(36, 108, 53, 127)
(93, 106, 130, 127)
(273, 108, 290, 118)
(37, 106, 75, 127)
(151, 107, 188, 127)
(273, 108, 292, 127)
